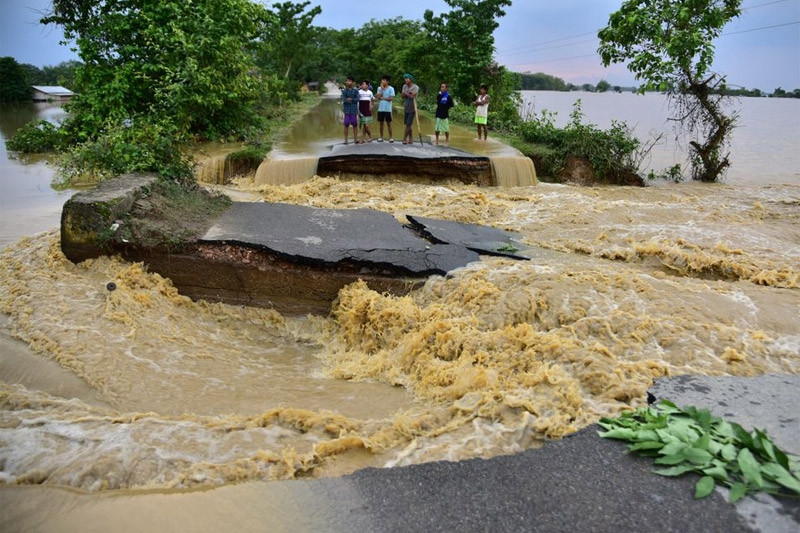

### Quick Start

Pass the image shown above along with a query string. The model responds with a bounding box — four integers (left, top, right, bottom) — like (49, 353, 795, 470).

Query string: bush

(6, 120, 65, 153)
(56, 116, 194, 186)
(518, 100, 645, 183)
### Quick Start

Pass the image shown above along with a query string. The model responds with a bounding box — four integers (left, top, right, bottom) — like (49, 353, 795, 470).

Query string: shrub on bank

(55, 117, 194, 187)
(517, 100, 646, 185)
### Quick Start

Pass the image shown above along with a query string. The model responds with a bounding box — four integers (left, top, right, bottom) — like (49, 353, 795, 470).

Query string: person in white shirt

(358, 80, 374, 143)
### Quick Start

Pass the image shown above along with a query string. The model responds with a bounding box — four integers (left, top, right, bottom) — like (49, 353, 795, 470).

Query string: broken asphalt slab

(200, 202, 482, 276)
(407, 214, 531, 259)
(60, 175, 534, 313)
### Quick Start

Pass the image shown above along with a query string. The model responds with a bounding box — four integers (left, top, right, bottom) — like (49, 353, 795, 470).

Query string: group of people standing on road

(341, 74, 491, 146)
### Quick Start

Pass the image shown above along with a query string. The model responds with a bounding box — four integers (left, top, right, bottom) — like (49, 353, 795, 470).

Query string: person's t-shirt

(341, 87, 359, 115)
(402, 83, 419, 113)
(435, 91, 455, 119)
(358, 89, 373, 116)
(376, 85, 395, 113)
(475, 93, 490, 118)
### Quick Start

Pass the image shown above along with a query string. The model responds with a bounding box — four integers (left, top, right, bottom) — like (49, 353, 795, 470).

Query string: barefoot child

(434, 83, 454, 146)
(473, 84, 490, 140)
(375, 75, 394, 142)
(400, 73, 419, 145)
(358, 80, 374, 143)
(341, 75, 359, 144)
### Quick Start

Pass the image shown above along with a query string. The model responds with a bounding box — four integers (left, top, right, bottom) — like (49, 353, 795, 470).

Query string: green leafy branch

(598, 400, 800, 502)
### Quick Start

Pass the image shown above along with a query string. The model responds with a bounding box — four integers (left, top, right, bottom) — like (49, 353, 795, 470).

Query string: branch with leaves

(598, 400, 800, 502)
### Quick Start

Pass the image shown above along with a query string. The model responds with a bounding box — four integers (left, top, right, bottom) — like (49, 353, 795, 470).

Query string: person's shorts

(474, 116, 488, 125)
(359, 115, 373, 125)
(378, 111, 392, 123)
(404, 112, 415, 126)
(344, 113, 357, 127)
(434, 118, 450, 133)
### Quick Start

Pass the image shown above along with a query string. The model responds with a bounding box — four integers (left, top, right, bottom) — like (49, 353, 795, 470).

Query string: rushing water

(249, 95, 536, 187)
(1, 94, 799, 529)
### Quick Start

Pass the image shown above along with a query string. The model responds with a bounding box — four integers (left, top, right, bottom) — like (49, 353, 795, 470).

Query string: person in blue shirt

(434, 83, 455, 146)
(341, 75, 359, 144)
(374, 75, 395, 142)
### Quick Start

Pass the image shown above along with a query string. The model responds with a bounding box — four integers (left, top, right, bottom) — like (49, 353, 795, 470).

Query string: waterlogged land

(1, 174, 798, 492)
(0, 95, 799, 506)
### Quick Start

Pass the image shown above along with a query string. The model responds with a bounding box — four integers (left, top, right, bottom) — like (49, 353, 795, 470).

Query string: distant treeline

(24, 60, 81, 89)
(720, 86, 800, 99)
(516, 72, 634, 93)
(515, 71, 800, 98)
(0, 56, 81, 103)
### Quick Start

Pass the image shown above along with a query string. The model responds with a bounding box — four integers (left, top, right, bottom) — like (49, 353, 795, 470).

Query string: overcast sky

(1, 0, 798, 91)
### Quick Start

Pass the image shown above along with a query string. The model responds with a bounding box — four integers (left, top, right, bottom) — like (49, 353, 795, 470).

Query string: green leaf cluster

(598, 400, 800, 502)
(56, 116, 194, 186)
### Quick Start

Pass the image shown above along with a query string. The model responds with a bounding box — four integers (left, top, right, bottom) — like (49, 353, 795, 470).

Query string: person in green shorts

(473, 84, 490, 140)
(434, 83, 454, 146)
(358, 80, 374, 143)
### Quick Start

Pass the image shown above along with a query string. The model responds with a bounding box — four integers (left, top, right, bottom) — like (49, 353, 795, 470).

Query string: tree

(423, 0, 512, 102)
(596, 80, 611, 93)
(598, 0, 743, 182)
(256, 2, 322, 82)
(0, 57, 32, 103)
(42, 0, 269, 141)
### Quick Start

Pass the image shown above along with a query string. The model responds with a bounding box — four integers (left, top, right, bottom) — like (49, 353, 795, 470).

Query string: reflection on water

(1, 95, 799, 530)
(0, 103, 71, 250)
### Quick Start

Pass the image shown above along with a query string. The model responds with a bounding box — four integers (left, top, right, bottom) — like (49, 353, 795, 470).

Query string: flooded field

(1, 94, 799, 529)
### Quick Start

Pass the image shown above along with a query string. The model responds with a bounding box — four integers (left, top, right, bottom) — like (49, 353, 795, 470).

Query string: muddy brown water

(1, 95, 799, 530)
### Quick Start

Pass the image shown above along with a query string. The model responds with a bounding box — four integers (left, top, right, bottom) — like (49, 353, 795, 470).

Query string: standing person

(375, 75, 395, 142)
(434, 83, 455, 146)
(400, 73, 419, 145)
(341, 75, 359, 145)
(473, 84, 490, 140)
(358, 80, 374, 143)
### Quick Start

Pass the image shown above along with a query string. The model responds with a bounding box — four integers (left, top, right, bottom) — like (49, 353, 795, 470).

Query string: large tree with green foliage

(422, 0, 512, 102)
(256, 1, 322, 84)
(597, 0, 743, 182)
(0, 57, 32, 103)
(42, 0, 269, 141)
(326, 18, 436, 90)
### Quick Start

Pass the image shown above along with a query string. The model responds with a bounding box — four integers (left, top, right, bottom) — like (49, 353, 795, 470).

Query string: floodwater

(520, 90, 800, 186)
(251, 95, 536, 187)
(1, 94, 799, 530)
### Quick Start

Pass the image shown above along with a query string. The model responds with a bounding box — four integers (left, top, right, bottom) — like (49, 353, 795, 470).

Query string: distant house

(31, 86, 74, 102)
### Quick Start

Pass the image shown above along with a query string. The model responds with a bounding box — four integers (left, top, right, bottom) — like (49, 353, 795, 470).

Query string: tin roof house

(31, 86, 75, 102)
